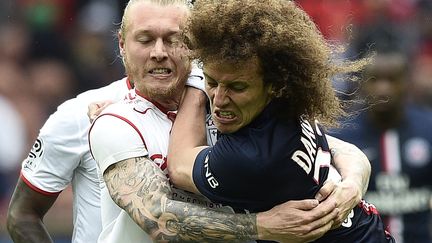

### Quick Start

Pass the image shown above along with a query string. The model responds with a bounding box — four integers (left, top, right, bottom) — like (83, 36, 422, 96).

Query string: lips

(149, 68, 172, 75)
(214, 110, 236, 123)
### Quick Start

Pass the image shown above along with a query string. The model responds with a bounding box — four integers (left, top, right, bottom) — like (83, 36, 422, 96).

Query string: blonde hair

(119, 0, 190, 42)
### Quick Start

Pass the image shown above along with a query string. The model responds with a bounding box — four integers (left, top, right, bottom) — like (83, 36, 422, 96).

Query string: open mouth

(215, 110, 236, 120)
(149, 68, 172, 75)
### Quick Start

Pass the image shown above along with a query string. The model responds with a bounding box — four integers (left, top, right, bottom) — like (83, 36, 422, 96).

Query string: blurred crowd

(0, 0, 128, 241)
(0, 0, 431, 242)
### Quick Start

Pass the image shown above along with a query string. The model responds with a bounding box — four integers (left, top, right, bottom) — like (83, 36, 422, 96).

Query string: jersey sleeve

(192, 118, 333, 212)
(20, 100, 90, 195)
(89, 112, 148, 174)
(192, 137, 266, 208)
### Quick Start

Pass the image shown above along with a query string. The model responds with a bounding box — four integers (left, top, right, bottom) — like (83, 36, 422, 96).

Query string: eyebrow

(203, 73, 249, 85)
(203, 73, 216, 82)
(135, 29, 180, 38)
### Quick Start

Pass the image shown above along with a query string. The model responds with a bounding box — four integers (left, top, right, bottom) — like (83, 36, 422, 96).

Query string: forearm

(7, 179, 56, 243)
(167, 87, 208, 192)
(105, 157, 258, 242)
(172, 86, 208, 148)
(7, 218, 53, 243)
(327, 135, 371, 196)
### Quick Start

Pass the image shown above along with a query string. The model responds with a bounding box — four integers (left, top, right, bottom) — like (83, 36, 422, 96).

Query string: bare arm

(104, 156, 339, 242)
(318, 135, 371, 227)
(167, 87, 208, 194)
(327, 135, 370, 196)
(7, 178, 58, 243)
(105, 156, 257, 242)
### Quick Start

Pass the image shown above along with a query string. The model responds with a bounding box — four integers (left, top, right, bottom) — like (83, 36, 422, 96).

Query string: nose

(373, 78, 393, 97)
(150, 38, 168, 62)
(212, 86, 230, 107)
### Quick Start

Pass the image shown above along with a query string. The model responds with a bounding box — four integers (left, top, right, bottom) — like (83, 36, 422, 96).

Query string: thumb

(315, 180, 336, 202)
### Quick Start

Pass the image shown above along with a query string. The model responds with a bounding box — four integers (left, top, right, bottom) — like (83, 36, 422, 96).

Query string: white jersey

(89, 89, 230, 243)
(21, 78, 133, 243)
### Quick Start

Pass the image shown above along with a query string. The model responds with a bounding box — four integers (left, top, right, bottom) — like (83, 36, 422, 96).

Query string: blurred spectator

(0, 1, 124, 242)
(69, 0, 124, 93)
(28, 58, 76, 114)
(349, 0, 417, 57)
(0, 22, 30, 65)
(409, 53, 432, 110)
(296, 0, 361, 43)
(0, 96, 26, 204)
(330, 53, 432, 243)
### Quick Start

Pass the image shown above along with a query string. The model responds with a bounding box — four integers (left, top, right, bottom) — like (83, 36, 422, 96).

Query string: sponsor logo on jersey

(23, 138, 44, 172)
(206, 115, 218, 146)
(204, 152, 219, 188)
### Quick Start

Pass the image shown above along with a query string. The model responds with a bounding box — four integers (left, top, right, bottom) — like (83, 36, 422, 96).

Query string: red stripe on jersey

(133, 108, 151, 114)
(134, 89, 171, 115)
(20, 172, 60, 196)
(88, 113, 148, 160)
(126, 78, 134, 90)
(380, 133, 388, 172)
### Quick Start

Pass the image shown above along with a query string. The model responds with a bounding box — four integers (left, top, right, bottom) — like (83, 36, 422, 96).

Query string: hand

(87, 100, 113, 123)
(186, 63, 206, 92)
(318, 179, 362, 229)
(257, 198, 339, 242)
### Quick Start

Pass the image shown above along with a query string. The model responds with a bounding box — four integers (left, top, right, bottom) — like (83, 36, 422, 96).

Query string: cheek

(238, 99, 258, 117)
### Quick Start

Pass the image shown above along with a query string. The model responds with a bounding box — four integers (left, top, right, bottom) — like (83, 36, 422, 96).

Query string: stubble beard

(124, 58, 184, 102)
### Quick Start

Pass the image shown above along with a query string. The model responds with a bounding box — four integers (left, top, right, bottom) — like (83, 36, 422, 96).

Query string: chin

(216, 125, 239, 134)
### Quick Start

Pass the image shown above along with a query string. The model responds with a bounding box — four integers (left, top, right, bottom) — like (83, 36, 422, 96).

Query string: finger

(281, 199, 319, 210)
(101, 101, 113, 110)
(315, 180, 336, 201)
(313, 197, 338, 218)
(307, 207, 339, 232)
(301, 218, 335, 242)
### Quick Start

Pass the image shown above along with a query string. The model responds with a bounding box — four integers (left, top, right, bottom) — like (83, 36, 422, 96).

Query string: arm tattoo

(104, 156, 258, 242)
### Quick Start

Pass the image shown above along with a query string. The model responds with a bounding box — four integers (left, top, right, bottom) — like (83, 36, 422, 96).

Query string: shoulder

(406, 105, 432, 122)
(41, 79, 129, 131)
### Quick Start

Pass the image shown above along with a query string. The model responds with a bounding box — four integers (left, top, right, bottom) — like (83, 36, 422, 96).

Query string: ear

(266, 83, 274, 96)
(118, 31, 125, 56)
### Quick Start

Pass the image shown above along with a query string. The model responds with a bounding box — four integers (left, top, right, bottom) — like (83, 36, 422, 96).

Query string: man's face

(363, 67, 405, 113)
(120, 2, 190, 101)
(204, 59, 272, 134)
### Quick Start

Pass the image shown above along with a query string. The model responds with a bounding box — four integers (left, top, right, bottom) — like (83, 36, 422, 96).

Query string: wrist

(340, 178, 363, 202)
(256, 211, 273, 241)
(185, 87, 207, 105)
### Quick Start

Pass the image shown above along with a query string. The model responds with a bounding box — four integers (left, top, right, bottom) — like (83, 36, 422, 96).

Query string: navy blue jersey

(193, 102, 393, 243)
(330, 105, 432, 243)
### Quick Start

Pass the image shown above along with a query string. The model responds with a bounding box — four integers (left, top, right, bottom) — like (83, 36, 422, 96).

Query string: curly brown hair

(186, 0, 370, 127)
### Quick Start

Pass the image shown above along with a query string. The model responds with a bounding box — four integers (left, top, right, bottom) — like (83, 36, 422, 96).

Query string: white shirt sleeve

(89, 113, 148, 174)
(21, 100, 89, 194)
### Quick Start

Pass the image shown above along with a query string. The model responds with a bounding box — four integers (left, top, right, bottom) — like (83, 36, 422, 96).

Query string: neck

(135, 88, 181, 111)
(155, 97, 180, 111)
(368, 106, 403, 130)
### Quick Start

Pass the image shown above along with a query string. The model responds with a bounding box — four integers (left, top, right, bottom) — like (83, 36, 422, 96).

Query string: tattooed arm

(104, 156, 256, 242)
(104, 156, 338, 242)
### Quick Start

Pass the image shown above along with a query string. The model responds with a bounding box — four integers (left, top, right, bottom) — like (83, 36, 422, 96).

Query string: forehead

(204, 59, 262, 83)
(126, 2, 188, 33)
